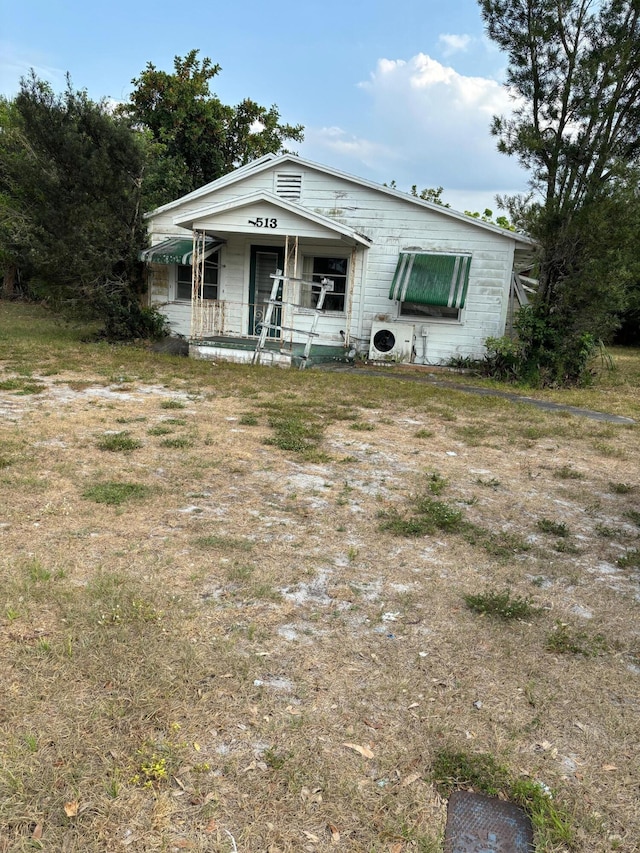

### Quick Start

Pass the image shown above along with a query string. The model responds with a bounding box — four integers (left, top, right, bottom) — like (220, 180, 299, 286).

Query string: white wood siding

(146, 163, 522, 362)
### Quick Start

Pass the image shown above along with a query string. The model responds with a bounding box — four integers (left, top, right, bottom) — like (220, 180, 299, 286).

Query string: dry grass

(0, 303, 639, 852)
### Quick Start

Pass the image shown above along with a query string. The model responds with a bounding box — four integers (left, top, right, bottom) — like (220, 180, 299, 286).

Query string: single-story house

(142, 154, 535, 367)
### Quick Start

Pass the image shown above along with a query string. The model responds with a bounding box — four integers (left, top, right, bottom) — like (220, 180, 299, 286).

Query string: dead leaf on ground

(343, 742, 374, 759)
(32, 823, 43, 839)
(602, 764, 618, 771)
(204, 817, 217, 832)
(401, 772, 421, 787)
(328, 823, 340, 843)
(389, 843, 404, 853)
(63, 800, 79, 817)
(303, 830, 320, 842)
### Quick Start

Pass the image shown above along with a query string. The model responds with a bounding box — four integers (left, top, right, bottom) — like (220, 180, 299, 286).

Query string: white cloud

(364, 53, 512, 117)
(0, 43, 67, 97)
(305, 126, 396, 168)
(438, 33, 473, 56)
(300, 52, 529, 214)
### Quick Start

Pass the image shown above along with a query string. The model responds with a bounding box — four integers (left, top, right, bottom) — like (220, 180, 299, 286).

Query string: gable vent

(275, 172, 302, 201)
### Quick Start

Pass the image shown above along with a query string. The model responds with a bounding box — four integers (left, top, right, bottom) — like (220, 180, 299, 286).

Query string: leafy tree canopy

(0, 73, 146, 299)
(0, 73, 168, 338)
(123, 49, 304, 201)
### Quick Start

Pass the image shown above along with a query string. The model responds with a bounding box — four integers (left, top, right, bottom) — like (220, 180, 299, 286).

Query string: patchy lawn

(0, 304, 638, 852)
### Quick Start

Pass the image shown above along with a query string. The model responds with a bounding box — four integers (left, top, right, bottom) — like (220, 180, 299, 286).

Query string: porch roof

(173, 190, 373, 247)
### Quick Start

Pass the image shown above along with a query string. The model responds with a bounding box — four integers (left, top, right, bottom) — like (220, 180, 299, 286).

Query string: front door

(249, 246, 284, 337)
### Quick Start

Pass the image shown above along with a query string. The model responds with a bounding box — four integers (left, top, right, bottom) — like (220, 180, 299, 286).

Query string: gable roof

(173, 190, 373, 246)
(146, 153, 535, 246)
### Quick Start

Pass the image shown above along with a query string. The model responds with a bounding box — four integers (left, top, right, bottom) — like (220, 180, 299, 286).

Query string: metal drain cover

(444, 791, 534, 852)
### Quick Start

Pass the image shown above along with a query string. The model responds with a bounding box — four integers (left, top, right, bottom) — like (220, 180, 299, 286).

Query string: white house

(142, 154, 535, 367)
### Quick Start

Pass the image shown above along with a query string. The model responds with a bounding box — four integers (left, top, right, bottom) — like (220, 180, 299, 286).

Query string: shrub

(482, 305, 600, 387)
(80, 286, 170, 342)
(100, 297, 170, 342)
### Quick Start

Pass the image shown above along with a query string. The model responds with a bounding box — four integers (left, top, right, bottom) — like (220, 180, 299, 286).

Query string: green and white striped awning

(139, 237, 222, 265)
(389, 252, 471, 308)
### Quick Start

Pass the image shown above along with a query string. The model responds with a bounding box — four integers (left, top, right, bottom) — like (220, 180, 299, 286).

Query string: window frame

(398, 301, 463, 322)
(174, 252, 220, 302)
(302, 255, 349, 314)
(392, 251, 470, 323)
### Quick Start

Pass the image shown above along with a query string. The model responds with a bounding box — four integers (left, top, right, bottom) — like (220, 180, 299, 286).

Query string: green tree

(124, 49, 304, 200)
(0, 73, 165, 337)
(410, 185, 451, 207)
(0, 97, 24, 297)
(479, 0, 640, 384)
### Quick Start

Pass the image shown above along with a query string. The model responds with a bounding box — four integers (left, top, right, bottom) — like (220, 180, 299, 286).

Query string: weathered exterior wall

(147, 263, 191, 337)
(145, 158, 527, 362)
(293, 167, 517, 362)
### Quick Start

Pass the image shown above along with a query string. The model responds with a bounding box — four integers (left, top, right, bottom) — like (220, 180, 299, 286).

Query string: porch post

(190, 230, 205, 340)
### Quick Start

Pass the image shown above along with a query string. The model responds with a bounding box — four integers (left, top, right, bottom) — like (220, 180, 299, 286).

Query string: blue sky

(1, 0, 530, 213)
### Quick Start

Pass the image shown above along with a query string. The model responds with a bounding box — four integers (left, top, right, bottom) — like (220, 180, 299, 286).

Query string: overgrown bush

(482, 305, 600, 387)
(98, 293, 170, 342)
(70, 283, 170, 342)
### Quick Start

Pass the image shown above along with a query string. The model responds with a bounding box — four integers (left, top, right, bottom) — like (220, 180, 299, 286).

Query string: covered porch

(146, 189, 372, 366)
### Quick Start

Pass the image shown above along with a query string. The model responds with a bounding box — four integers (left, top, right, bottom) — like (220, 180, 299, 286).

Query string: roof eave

(173, 190, 373, 247)
(146, 151, 535, 246)
(234, 153, 536, 245)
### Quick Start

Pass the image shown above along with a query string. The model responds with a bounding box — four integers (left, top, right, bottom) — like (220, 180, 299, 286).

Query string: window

(176, 256, 219, 301)
(390, 252, 470, 321)
(303, 256, 348, 312)
(399, 302, 461, 319)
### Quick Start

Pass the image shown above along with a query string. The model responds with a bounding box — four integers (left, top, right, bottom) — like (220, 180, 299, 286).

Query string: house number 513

(248, 217, 278, 228)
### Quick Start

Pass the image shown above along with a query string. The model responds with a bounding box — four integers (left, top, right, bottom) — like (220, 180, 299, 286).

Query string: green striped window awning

(139, 236, 222, 265)
(389, 252, 472, 309)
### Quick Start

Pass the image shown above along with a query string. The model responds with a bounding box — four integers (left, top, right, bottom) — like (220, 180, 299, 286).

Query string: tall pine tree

(480, 0, 640, 383)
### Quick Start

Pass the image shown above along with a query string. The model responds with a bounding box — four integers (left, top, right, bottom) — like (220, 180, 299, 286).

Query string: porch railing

(190, 300, 285, 341)
(191, 299, 226, 340)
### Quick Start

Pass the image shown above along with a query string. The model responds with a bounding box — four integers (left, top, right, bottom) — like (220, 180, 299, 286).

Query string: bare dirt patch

(0, 366, 638, 852)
